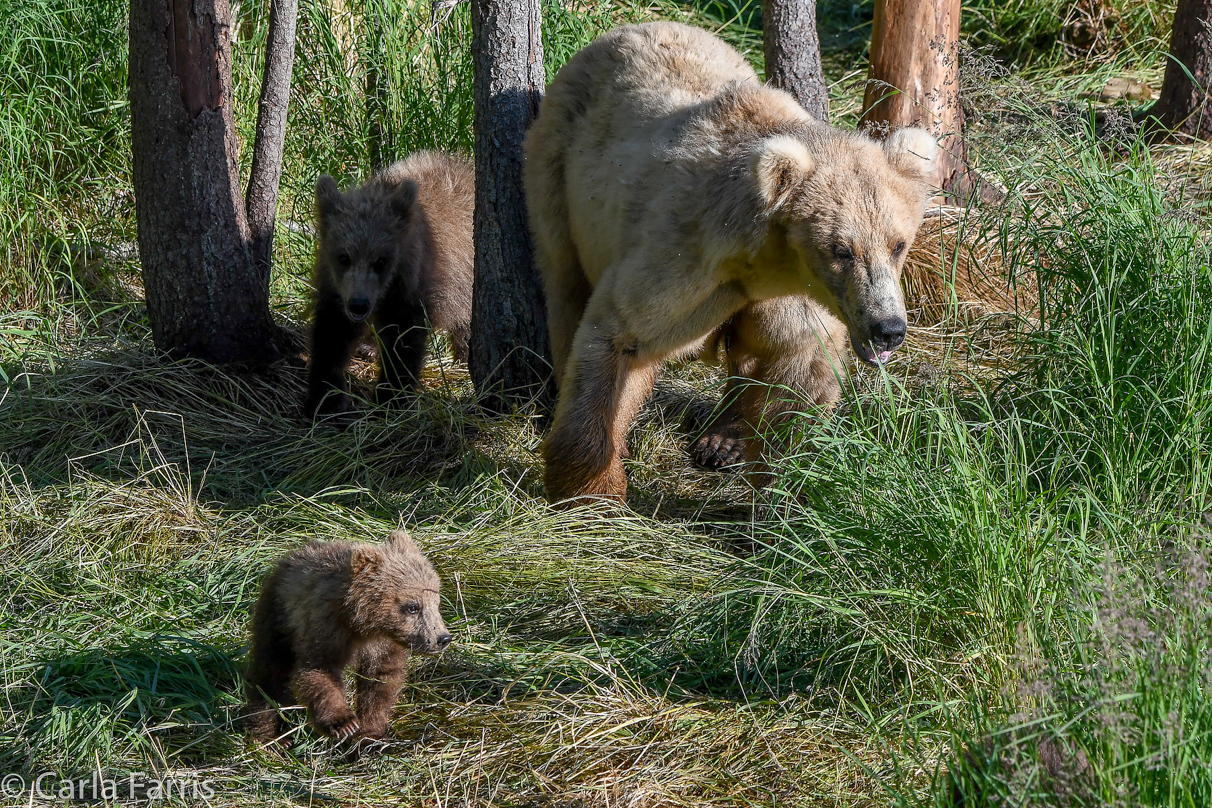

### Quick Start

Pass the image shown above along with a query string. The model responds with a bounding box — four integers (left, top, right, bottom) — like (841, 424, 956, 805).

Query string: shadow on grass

(0, 347, 479, 507)
(2, 636, 244, 773)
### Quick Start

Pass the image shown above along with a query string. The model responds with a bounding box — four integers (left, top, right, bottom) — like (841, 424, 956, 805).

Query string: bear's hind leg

(244, 588, 296, 743)
(544, 299, 658, 506)
(353, 641, 408, 741)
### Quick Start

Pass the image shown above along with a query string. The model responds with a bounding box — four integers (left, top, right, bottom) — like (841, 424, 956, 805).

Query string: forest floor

(3, 0, 1212, 805)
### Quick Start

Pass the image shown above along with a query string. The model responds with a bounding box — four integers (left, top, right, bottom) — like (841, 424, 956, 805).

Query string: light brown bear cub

(524, 22, 938, 505)
(305, 150, 474, 417)
(244, 530, 451, 745)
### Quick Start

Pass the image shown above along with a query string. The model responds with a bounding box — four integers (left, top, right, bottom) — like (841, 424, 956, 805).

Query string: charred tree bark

(862, 0, 1000, 204)
(763, 0, 829, 121)
(129, 0, 279, 363)
(469, 0, 552, 412)
(246, 0, 299, 276)
(1153, 0, 1212, 139)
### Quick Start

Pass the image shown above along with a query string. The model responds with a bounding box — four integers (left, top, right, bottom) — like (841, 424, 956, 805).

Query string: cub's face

(315, 175, 419, 322)
(347, 532, 452, 654)
(753, 128, 937, 365)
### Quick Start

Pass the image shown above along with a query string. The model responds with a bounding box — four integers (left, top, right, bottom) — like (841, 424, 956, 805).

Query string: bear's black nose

(346, 298, 371, 321)
(436, 633, 452, 650)
(869, 317, 907, 351)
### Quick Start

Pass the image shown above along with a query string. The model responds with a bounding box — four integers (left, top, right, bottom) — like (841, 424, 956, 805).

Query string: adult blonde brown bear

(524, 21, 938, 506)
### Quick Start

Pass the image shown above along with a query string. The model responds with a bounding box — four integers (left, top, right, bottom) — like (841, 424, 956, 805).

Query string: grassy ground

(3, 0, 1212, 805)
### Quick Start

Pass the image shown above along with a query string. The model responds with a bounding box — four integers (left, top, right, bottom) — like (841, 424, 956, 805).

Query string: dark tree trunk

(762, 0, 828, 121)
(246, 0, 300, 276)
(862, 0, 1000, 205)
(1153, 0, 1212, 139)
(469, 0, 552, 412)
(129, 0, 278, 363)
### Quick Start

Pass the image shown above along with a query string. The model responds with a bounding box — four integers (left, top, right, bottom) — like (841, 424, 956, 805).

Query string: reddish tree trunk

(862, 0, 999, 204)
(469, 0, 553, 412)
(1154, 0, 1212, 139)
(763, 0, 829, 121)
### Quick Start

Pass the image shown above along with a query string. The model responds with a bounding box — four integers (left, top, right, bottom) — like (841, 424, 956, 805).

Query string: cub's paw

(689, 427, 748, 471)
(304, 390, 352, 421)
(318, 714, 361, 742)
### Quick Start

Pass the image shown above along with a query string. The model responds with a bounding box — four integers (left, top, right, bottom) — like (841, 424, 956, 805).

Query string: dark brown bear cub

(244, 530, 451, 745)
(305, 150, 474, 417)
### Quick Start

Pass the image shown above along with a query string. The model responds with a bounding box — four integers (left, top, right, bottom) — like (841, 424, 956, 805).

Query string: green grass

(2, 0, 1211, 804)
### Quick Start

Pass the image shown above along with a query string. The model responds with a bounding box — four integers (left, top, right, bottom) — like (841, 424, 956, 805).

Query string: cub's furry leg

(353, 641, 408, 740)
(243, 583, 296, 743)
(693, 298, 847, 471)
(544, 300, 658, 506)
(292, 666, 359, 741)
(373, 286, 429, 403)
(305, 292, 365, 417)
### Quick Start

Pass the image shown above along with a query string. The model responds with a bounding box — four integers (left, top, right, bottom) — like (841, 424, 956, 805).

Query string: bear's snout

(868, 316, 907, 352)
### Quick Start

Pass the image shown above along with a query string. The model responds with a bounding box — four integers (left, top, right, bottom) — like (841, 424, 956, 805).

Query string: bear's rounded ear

(752, 135, 815, 213)
(384, 529, 419, 555)
(390, 180, 419, 222)
(316, 174, 342, 223)
(883, 127, 938, 184)
(350, 544, 382, 579)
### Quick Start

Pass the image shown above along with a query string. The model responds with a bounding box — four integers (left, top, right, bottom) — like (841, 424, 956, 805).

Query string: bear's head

(314, 174, 420, 323)
(751, 126, 938, 365)
(344, 530, 451, 654)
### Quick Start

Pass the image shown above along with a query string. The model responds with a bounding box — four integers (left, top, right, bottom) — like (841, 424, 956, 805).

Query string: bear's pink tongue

(876, 350, 892, 364)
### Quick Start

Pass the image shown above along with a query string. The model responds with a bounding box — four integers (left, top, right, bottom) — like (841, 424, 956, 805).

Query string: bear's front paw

(319, 714, 361, 742)
(304, 390, 352, 421)
(689, 428, 748, 471)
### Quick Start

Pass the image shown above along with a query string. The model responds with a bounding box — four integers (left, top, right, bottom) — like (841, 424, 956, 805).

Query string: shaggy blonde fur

(524, 22, 938, 504)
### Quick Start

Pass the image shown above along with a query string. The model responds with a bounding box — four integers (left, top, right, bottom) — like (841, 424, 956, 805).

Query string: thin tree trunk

(763, 0, 829, 121)
(862, 0, 1000, 204)
(246, 0, 300, 276)
(469, 0, 552, 412)
(1153, 0, 1212, 139)
(129, 0, 279, 363)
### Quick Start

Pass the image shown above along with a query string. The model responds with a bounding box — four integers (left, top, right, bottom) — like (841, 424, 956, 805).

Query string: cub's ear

(384, 529, 419, 555)
(316, 174, 342, 223)
(350, 544, 382, 579)
(883, 127, 938, 184)
(752, 135, 814, 213)
(390, 180, 419, 222)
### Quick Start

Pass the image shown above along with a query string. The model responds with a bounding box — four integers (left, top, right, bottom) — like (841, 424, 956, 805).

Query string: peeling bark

(862, 0, 1001, 205)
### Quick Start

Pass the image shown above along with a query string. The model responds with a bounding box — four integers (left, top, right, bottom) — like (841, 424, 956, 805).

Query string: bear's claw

(326, 716, 361, 742)
(689, 430, 747, 471)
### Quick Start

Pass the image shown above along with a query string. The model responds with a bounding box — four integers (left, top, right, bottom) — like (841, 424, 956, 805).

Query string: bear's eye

(337, 253, 351, 267)
(892, 241, 906, 256)
(832, 245, 853, 261)
(402, 601, 421, 615)
(372, 257, 389, 273)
